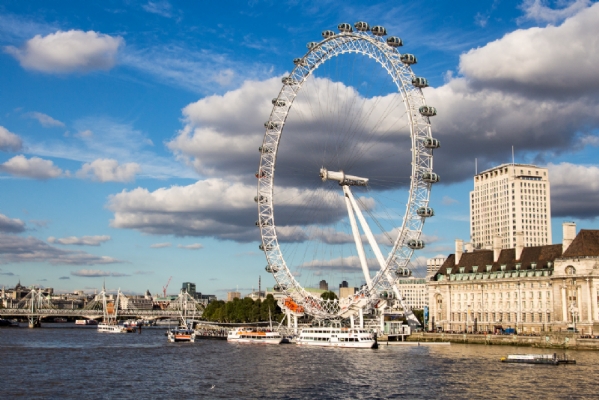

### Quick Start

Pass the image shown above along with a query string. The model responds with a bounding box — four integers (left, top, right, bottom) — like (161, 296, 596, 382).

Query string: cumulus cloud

(0, 126, 23, 152)
(26, 111, 65, 127)
(548, 162, 599, 218)
(75, 129, 94, 138)
(4, 30, 124, 73)
(0, 213, 26, 233)
(76, 158, 141, 182)
(47, 235, 111, 246)
(177, 243, 204, 250)
(0, 155, 62, 179)
(461, 3, 599, 96)
(150, 242, 171, 248)
(71, 269, 129, 277)
(0, 234, 120, 265)
(519, 0, 592, 24)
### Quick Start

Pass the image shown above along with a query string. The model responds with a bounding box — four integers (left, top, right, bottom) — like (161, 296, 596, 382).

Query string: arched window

(565, 266, 576, 275)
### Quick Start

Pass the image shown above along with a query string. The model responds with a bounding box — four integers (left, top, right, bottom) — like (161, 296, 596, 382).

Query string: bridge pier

(28, 315, 41, 328)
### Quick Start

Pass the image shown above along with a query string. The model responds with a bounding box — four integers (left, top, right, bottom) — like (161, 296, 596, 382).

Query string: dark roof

(432, 244, 562, 279)
(562, 230, 599, 258)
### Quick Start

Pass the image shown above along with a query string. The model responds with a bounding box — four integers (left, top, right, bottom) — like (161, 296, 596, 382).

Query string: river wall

(405, 332, 599, 350)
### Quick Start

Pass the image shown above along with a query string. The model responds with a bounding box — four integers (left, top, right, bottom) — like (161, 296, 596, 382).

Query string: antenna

(475, 158, 477, 175)
(512, 146, 515, 165)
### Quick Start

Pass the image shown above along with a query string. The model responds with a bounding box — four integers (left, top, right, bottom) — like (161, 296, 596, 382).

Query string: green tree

(320, 291, 338, 301)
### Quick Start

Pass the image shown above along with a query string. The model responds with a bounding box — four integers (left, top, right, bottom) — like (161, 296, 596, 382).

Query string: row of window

(449, 312, 551, 323)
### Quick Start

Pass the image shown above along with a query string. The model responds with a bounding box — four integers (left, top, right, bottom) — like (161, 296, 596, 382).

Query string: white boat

(296, 327, 377, 348)
(97, 286, 126, 334)
(97, 323, 126, 333)
(227, 327, 283, 344)
(167, 328, 196, 343)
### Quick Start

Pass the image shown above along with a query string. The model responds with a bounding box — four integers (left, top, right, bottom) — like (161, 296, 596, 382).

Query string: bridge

(0, 288, 204, 327)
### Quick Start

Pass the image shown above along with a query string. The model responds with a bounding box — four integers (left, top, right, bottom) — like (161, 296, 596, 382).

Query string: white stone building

(397, 276, 428, 310)
(428, 223, 599, 334)
(471, 163, 552, 249)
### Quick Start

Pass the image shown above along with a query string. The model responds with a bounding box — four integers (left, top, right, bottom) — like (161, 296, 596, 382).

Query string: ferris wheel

(256, 21, 440, 321)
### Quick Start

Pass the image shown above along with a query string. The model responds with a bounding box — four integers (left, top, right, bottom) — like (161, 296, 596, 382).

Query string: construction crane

(162, 276, 172, 298)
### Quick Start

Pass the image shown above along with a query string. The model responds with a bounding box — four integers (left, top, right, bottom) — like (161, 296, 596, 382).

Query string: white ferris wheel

(256, 21, 440, 321)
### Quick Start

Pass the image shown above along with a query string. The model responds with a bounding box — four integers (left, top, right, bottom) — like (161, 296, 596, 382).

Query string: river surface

(1, 324, 598, 399)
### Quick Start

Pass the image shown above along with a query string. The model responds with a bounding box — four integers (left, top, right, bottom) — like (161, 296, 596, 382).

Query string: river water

(1, 324, 598, 399)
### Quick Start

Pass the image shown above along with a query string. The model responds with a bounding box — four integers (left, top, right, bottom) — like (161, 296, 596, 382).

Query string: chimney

(515, 231, 524, 261)
(493, 235, 501, 262)
(455, 239, 463, 265)
(465, 242, 473, 253)
(562, 222, 576, 254)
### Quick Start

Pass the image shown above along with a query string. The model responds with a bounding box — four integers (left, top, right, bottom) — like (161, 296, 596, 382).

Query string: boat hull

(97, 324, 125, 333)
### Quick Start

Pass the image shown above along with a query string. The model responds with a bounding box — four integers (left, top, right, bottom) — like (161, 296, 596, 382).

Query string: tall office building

(470, 163, 552, 249)
(182, 282, 196, 296)
(319, 280, 329, 291)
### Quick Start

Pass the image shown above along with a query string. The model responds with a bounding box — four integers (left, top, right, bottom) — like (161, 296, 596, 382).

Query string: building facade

(227, 291, 241, 302)
(428, 223, 599, 334)
(396, 277, 428, 310)
(319, 280, 329, 291)
(470, 163, 552, 249)
(427, 258, 446, 279)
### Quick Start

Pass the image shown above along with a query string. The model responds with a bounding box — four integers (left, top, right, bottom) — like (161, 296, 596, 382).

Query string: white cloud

(0, 126, 23, 152)
(4, 30, 124, 73)
(177, 243, 204, 250)
(76, 158, 141, 182)
(71, 269, 128, 277)
(150, 242, 171, 248)
(0, 234, 120, 265)
(0, 213, 26, 233)
(0, 155, 62, 179)
(547, 162, 599, 218)
(76, 129, 94, 138)
(519, 0, 591, 24)
(26, 111, 65, 127)
(27, 117, 191, 180)
(460, 3, 599, 94)
(142, 1, 172, 17)
(47, 235, 111, 246)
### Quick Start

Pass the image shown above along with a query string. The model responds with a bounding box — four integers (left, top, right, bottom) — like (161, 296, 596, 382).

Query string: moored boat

(168, 328, 196, 343)
(296, 327, 376, 348)
(97, 323, 126, 333)
(227, 328, 283, 344)
(501, 353, 576, 365)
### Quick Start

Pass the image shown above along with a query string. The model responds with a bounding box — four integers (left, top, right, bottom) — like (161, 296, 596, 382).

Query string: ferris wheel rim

(257, 25, 437, 320)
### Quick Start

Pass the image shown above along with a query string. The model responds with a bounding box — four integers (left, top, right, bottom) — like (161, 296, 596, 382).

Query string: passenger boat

(227, 328, 283, 344)
(97, 323, 126, 333)
(167, 327, 196, 343)
(501, 354, 576, 365)
(296, 327, 377, 348)
(76, 319, 98, 325)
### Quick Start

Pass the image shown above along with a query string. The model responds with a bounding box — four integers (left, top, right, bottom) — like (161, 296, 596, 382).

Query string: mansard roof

(562, 230, 599, 258)
(432, 244, 562, 279)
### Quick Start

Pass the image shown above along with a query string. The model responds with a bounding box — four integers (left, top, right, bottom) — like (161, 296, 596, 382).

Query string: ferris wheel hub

(319, 168, 369, 186)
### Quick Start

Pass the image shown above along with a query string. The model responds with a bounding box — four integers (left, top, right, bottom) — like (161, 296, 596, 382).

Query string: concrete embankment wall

(406, 332, 599, 351)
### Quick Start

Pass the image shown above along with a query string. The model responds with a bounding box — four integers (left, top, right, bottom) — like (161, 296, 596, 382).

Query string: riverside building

(428, 223, 599, 334)
(396, 276, 428, 310)
(470, 163, 552, 249)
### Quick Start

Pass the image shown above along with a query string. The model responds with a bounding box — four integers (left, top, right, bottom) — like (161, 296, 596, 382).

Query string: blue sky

(1, 0, 599, 298)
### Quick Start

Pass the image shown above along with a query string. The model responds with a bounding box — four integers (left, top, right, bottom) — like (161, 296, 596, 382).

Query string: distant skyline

(1, 0, 599, 298)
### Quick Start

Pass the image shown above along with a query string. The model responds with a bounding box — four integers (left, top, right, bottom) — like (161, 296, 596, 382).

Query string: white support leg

(293, 314, 298, 334)
(343, 185, 372, 289)
(359, 308, 364, 328)
(350, 315, 355, 328)
(345, 187, 401, 299)
(287, 310, 291, 329)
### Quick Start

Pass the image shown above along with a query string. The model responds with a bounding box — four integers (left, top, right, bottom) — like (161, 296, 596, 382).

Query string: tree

(320, 291, 338, 301)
